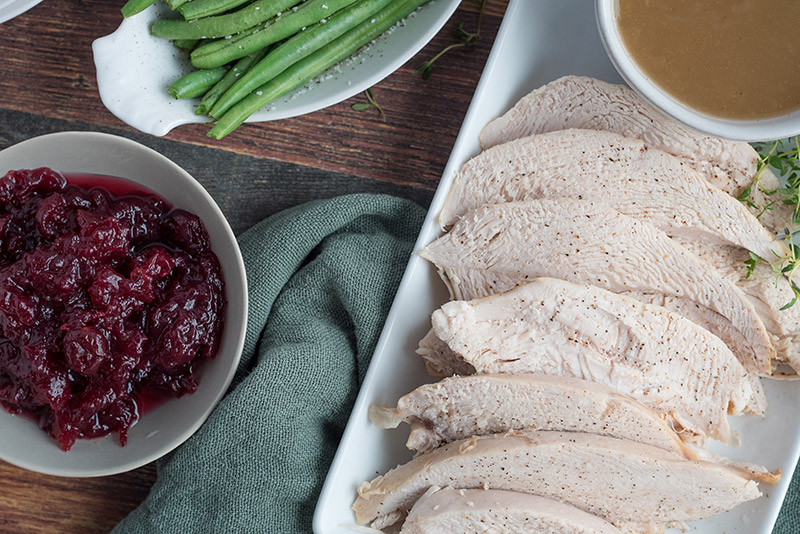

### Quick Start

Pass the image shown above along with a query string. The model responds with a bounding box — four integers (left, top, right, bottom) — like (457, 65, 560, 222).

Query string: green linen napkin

(114, 194, 425, 534)
(776, 478, 799, 533)
(112, 193, 799, 533)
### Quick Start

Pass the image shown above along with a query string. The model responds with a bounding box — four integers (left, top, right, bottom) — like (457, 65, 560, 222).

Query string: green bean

(173, 39, 200, 50)
(187, 18, 272, 60)
(179, 0, 253, 21)
(195, 49, 270, 115)
(186, 18, 278, 66)
(208, 0, 391, 118)
(191, 0, 358, 69)
(121, 0, 156, 17)
(165, 0, 191, 9)
(209, 0, 430, 138)
(151, 0, 300, 40)
(174, 38, 213, 51)
(168, 67, 229, 99)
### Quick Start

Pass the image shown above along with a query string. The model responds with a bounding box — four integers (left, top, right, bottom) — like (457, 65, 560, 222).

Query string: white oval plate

(92, 0, 460, 137)
(0, 0, 44, 24)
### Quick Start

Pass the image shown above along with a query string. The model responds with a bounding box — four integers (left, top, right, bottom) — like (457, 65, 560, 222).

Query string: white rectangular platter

(313, 1, 800, 533)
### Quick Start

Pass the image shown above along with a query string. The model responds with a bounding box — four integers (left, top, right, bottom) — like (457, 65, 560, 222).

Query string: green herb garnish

(744, 251, 761, 279)
(773, 235, 800, 310)
(351, 88, 386, 122)
(741, 136, 800, 223)
(740, 136, 800, 308)
(745, 231, 800, 309)
(414, 0, 486, 80)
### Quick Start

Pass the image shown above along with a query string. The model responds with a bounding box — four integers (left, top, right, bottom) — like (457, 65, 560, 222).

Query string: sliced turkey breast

(401, 488, 623, 534)
(414, 279, 762, 442)
(620, 291, 769, 417)
(370, 373, 687, 452)
(622, 291, 762, 381)
(419, 200, 774, 375)
(418, 330, 771, 424)
(476, 75, 788, 232)
(616, 523, 666, 534)
(371, 372, 777, 482)
(416, 329, 476, 376)
(438, 129, 787, 260)
(478, 76, 757, 191)
(671, 237, 800, 375)
(352, 431, 761, 530)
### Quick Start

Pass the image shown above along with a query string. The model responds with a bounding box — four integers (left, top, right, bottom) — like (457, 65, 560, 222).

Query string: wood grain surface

(1, 0, 507, 190)
(0, 1, 509, 533)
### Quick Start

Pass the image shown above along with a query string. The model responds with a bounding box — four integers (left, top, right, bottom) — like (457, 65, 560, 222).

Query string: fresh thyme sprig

(769, 136, 800, 225)
(351, 88, 386, 122)
(414, 0, 486, 80)
(745, 231, 800, 310)
(739, 137, 800, 308)
(739, 136, 800, 223)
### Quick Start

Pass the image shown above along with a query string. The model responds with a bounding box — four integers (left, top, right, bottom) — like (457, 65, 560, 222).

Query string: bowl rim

(0, 131, 248, 477)
(0, 0, 45, 24)
(595, 0, 800, 142)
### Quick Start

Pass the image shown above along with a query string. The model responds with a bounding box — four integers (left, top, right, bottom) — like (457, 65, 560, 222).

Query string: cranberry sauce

(0, 168, 225, 450)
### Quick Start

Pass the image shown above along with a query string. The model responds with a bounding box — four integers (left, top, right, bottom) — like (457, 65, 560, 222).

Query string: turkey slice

(412, 279, 764, 442)
(477, 75, 787, 232)
(352, 431, 762, 530)
(401, 488, 624, 534)
(439, 128, 787, 261)
(419, 200, 774, 375)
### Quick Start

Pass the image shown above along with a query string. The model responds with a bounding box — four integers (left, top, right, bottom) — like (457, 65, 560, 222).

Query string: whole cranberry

(64, 327, 110, 375)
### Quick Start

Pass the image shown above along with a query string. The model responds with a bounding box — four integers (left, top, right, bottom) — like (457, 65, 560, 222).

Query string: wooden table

(0, 0, 508, 532)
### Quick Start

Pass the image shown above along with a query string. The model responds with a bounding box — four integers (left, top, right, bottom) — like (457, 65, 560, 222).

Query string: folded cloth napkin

(114, 194, 425, 534)
(776, 479, 799, 533)
(113, 193, 800, 534)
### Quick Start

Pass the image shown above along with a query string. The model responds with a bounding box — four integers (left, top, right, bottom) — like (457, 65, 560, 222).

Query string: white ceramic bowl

(0, 0, 44, 24)
(596, 0, 800, 142)
(0, 132, 248, 477)
(93, 0, 460, 136)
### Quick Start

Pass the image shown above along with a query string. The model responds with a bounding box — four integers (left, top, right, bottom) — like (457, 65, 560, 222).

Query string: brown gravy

(617, 0, 800, 120)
